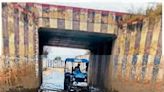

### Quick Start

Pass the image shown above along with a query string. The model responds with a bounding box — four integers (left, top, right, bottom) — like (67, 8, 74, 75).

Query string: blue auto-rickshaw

(64, 58, 89, 92)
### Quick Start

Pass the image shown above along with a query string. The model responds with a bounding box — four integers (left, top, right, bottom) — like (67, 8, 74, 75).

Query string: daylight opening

(41, 46, 90, 90)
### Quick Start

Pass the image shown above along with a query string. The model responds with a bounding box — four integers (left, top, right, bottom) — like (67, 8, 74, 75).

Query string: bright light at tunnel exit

(43, 46, 90, 61)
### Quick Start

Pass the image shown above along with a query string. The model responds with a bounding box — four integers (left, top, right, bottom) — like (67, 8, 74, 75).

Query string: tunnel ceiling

(39, 28, 117, 55)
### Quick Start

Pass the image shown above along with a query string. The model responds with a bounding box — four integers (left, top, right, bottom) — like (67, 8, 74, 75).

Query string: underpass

(0, 2, 163, 92)
(38, 28, 116, 92)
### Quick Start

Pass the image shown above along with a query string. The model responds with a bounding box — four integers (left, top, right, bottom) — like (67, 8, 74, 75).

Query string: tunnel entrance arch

(38, 27, 117, 90)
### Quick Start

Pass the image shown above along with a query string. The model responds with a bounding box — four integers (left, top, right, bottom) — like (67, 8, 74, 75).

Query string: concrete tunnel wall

(0, 3, 163, 92)
(88, 17, 163, 92)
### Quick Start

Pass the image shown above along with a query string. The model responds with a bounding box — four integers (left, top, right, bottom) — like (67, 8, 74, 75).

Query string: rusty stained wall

(0, 2, 163, 92)
(111, 17, 163, 92)
(110, 16, 163, 92)
(1, 3, 38, 92)
(89, 17, 163, 92)
(1, 3, 118, 91)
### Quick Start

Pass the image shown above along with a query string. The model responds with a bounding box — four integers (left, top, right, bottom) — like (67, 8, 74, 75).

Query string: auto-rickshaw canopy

(65, 58, 89, 63)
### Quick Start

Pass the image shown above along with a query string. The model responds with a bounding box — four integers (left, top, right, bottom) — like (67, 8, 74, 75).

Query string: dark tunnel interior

(38, 27, 117, 88)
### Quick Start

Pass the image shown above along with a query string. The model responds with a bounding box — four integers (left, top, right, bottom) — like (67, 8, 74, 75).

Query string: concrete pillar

(38, 56, 43, 88)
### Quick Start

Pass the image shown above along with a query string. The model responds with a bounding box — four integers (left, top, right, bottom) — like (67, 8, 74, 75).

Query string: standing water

(41, 68, 64, 91)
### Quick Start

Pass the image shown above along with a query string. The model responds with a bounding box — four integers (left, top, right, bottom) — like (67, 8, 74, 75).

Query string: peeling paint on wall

(0, 2, 163, 92)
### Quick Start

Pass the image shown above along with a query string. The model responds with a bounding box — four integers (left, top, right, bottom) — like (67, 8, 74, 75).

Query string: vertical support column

(88, 52, 94, 86)
(102, 43, 111, 91)
(38, 56, 43, 88)
(38, 40, 43, 88)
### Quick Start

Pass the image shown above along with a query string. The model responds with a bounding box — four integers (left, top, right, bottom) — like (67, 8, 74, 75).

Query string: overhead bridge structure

(0, 3, 163, 92)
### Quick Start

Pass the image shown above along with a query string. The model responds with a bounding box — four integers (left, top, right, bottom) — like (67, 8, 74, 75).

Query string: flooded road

(41, 68, 65, 91)
(40, 68, 103, 92)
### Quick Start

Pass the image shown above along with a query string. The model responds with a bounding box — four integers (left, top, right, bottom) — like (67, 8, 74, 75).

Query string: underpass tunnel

(38, 27, 117, 91)
(1, 2, 162, 92)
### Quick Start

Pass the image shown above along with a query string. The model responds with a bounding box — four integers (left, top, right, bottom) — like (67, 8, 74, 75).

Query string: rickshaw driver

(74, 63, 81, 73)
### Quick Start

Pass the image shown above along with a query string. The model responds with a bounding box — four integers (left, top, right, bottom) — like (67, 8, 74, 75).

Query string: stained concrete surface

(41, 68, 64, 90)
